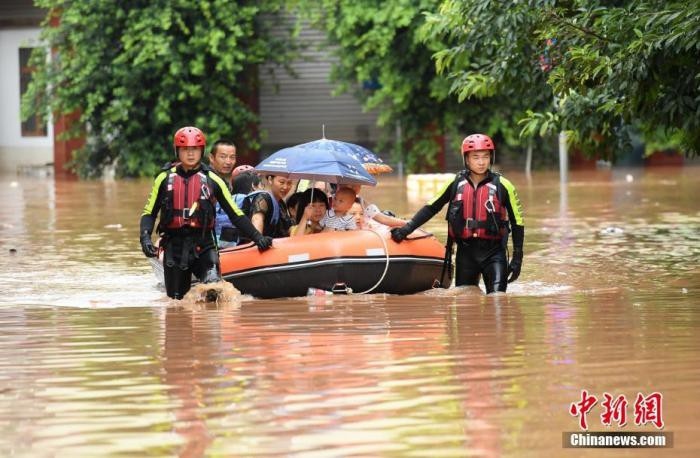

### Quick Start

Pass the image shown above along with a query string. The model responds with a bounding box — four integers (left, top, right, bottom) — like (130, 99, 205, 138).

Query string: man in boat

(139, 126, 273, 300)
(390, 134, 524, 294)
(207, 139, 239, 247)
(208, 138, 237, 187)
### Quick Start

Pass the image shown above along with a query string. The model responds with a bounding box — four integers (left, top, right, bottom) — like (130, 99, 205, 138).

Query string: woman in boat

(249, 174, 295, 238)
(285, 191, 304, 223)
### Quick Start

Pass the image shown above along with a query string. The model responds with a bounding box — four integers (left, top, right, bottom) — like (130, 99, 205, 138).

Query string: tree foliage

(424, 0, 700, 158)
(293, 0, 457, 171)
(295, 0, 556, 170)
(26, 1, 698, 176)
(23, 0, 297, 177)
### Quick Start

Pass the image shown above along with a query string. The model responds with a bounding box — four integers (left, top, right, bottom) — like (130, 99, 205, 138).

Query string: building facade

(258, 22, 379, 156)
(0, 0, 52, 174)
(0, 3, 380, 175)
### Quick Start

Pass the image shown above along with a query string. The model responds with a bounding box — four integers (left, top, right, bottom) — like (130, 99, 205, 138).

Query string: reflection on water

(0, 168, 699, 456)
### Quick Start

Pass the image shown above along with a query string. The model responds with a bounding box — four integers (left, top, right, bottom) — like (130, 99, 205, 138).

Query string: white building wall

(0, 28, 53, 174)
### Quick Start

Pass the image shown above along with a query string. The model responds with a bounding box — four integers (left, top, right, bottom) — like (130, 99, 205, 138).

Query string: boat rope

(355, 229, 391, 295)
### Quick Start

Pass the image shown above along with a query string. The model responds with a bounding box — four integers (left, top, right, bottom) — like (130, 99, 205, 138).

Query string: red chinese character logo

(601, 393, 628, 427)
(570, 390, 598, 430)
(634, 392, 664, 429)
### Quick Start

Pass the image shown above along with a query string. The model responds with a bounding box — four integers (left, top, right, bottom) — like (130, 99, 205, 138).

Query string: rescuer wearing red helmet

(139, 126, 273, 300)
(391, 133, 525, 293)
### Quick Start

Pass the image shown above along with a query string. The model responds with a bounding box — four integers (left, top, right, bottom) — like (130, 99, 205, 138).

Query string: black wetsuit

(140, 163, 262, 299)
(406, 170, 524, 293)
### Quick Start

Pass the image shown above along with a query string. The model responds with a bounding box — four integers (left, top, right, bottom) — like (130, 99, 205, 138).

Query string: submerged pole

(525, 140, 533, 180)
(395, 120, 403, 180)
(558, 131, 568, 183)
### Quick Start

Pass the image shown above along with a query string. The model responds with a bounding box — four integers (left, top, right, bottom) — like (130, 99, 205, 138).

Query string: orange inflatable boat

(218, 229, 445, 298)
(150, 229, 445, 298)
(152, 229, 446, 298)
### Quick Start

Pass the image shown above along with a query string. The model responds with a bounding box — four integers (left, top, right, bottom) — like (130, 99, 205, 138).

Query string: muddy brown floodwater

(0, 167, 698, 457)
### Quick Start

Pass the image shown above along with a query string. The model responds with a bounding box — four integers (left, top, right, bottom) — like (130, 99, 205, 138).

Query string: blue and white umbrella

(255, 138, 377, 186)
(314, 140, 392, 174)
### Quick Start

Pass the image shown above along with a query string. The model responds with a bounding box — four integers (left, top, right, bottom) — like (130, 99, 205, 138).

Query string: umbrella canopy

(255, 138, 377, 186)
(292, 138, 392, 174)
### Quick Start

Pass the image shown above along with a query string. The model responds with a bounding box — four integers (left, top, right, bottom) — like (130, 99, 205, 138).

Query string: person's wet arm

(249, 194, 270, 234)
(140, 172, 167, 235)
(139, 172, 167, 257)
(407, 179, 453, 228)
(371, 211, 406, 228)
(391, 179, 452, 242)
(500, 177, 525, 252)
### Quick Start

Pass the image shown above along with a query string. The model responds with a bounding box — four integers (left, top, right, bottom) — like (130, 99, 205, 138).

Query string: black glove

(508, 250, 523, 283)
(140, 231, 158, 258)
(391, 205, 434, 243)
(391, 225, 413, 243)
(253, 234, 273, 251)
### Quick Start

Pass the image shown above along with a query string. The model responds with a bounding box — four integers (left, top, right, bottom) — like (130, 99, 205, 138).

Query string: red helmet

(173, 126, 206, 149)
(461, 134, 495, 155)
(232, 164, 255, 177)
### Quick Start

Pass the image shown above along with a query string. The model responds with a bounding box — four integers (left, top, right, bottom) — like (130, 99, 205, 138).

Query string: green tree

(23, 0, 297, 177)
(424, 0, 700, 158)
(295, 0, 466, 171)
(296, 0, 553, 171)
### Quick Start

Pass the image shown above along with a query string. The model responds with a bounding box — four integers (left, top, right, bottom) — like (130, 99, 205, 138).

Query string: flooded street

(0, 168, 698, 456)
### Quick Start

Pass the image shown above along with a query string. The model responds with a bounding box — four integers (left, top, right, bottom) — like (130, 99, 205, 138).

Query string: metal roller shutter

(259, 22, 380, 156)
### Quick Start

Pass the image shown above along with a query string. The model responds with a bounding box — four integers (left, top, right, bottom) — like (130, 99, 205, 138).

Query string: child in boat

(349, 197, 405, 232)
(291, 189, 329, 236)
(321, 186, 357, 231)
(286, 191, 304, 223)
(349, 199, 365, 228)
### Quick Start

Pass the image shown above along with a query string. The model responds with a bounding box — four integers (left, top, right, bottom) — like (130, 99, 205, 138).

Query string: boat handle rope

(354, 228, 391, 295)
(354, 229, 436, 294)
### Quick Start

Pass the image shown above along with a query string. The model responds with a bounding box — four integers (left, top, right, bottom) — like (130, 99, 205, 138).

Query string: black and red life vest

(161, 167, 216, 230)
(447, 173, 509, 240)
